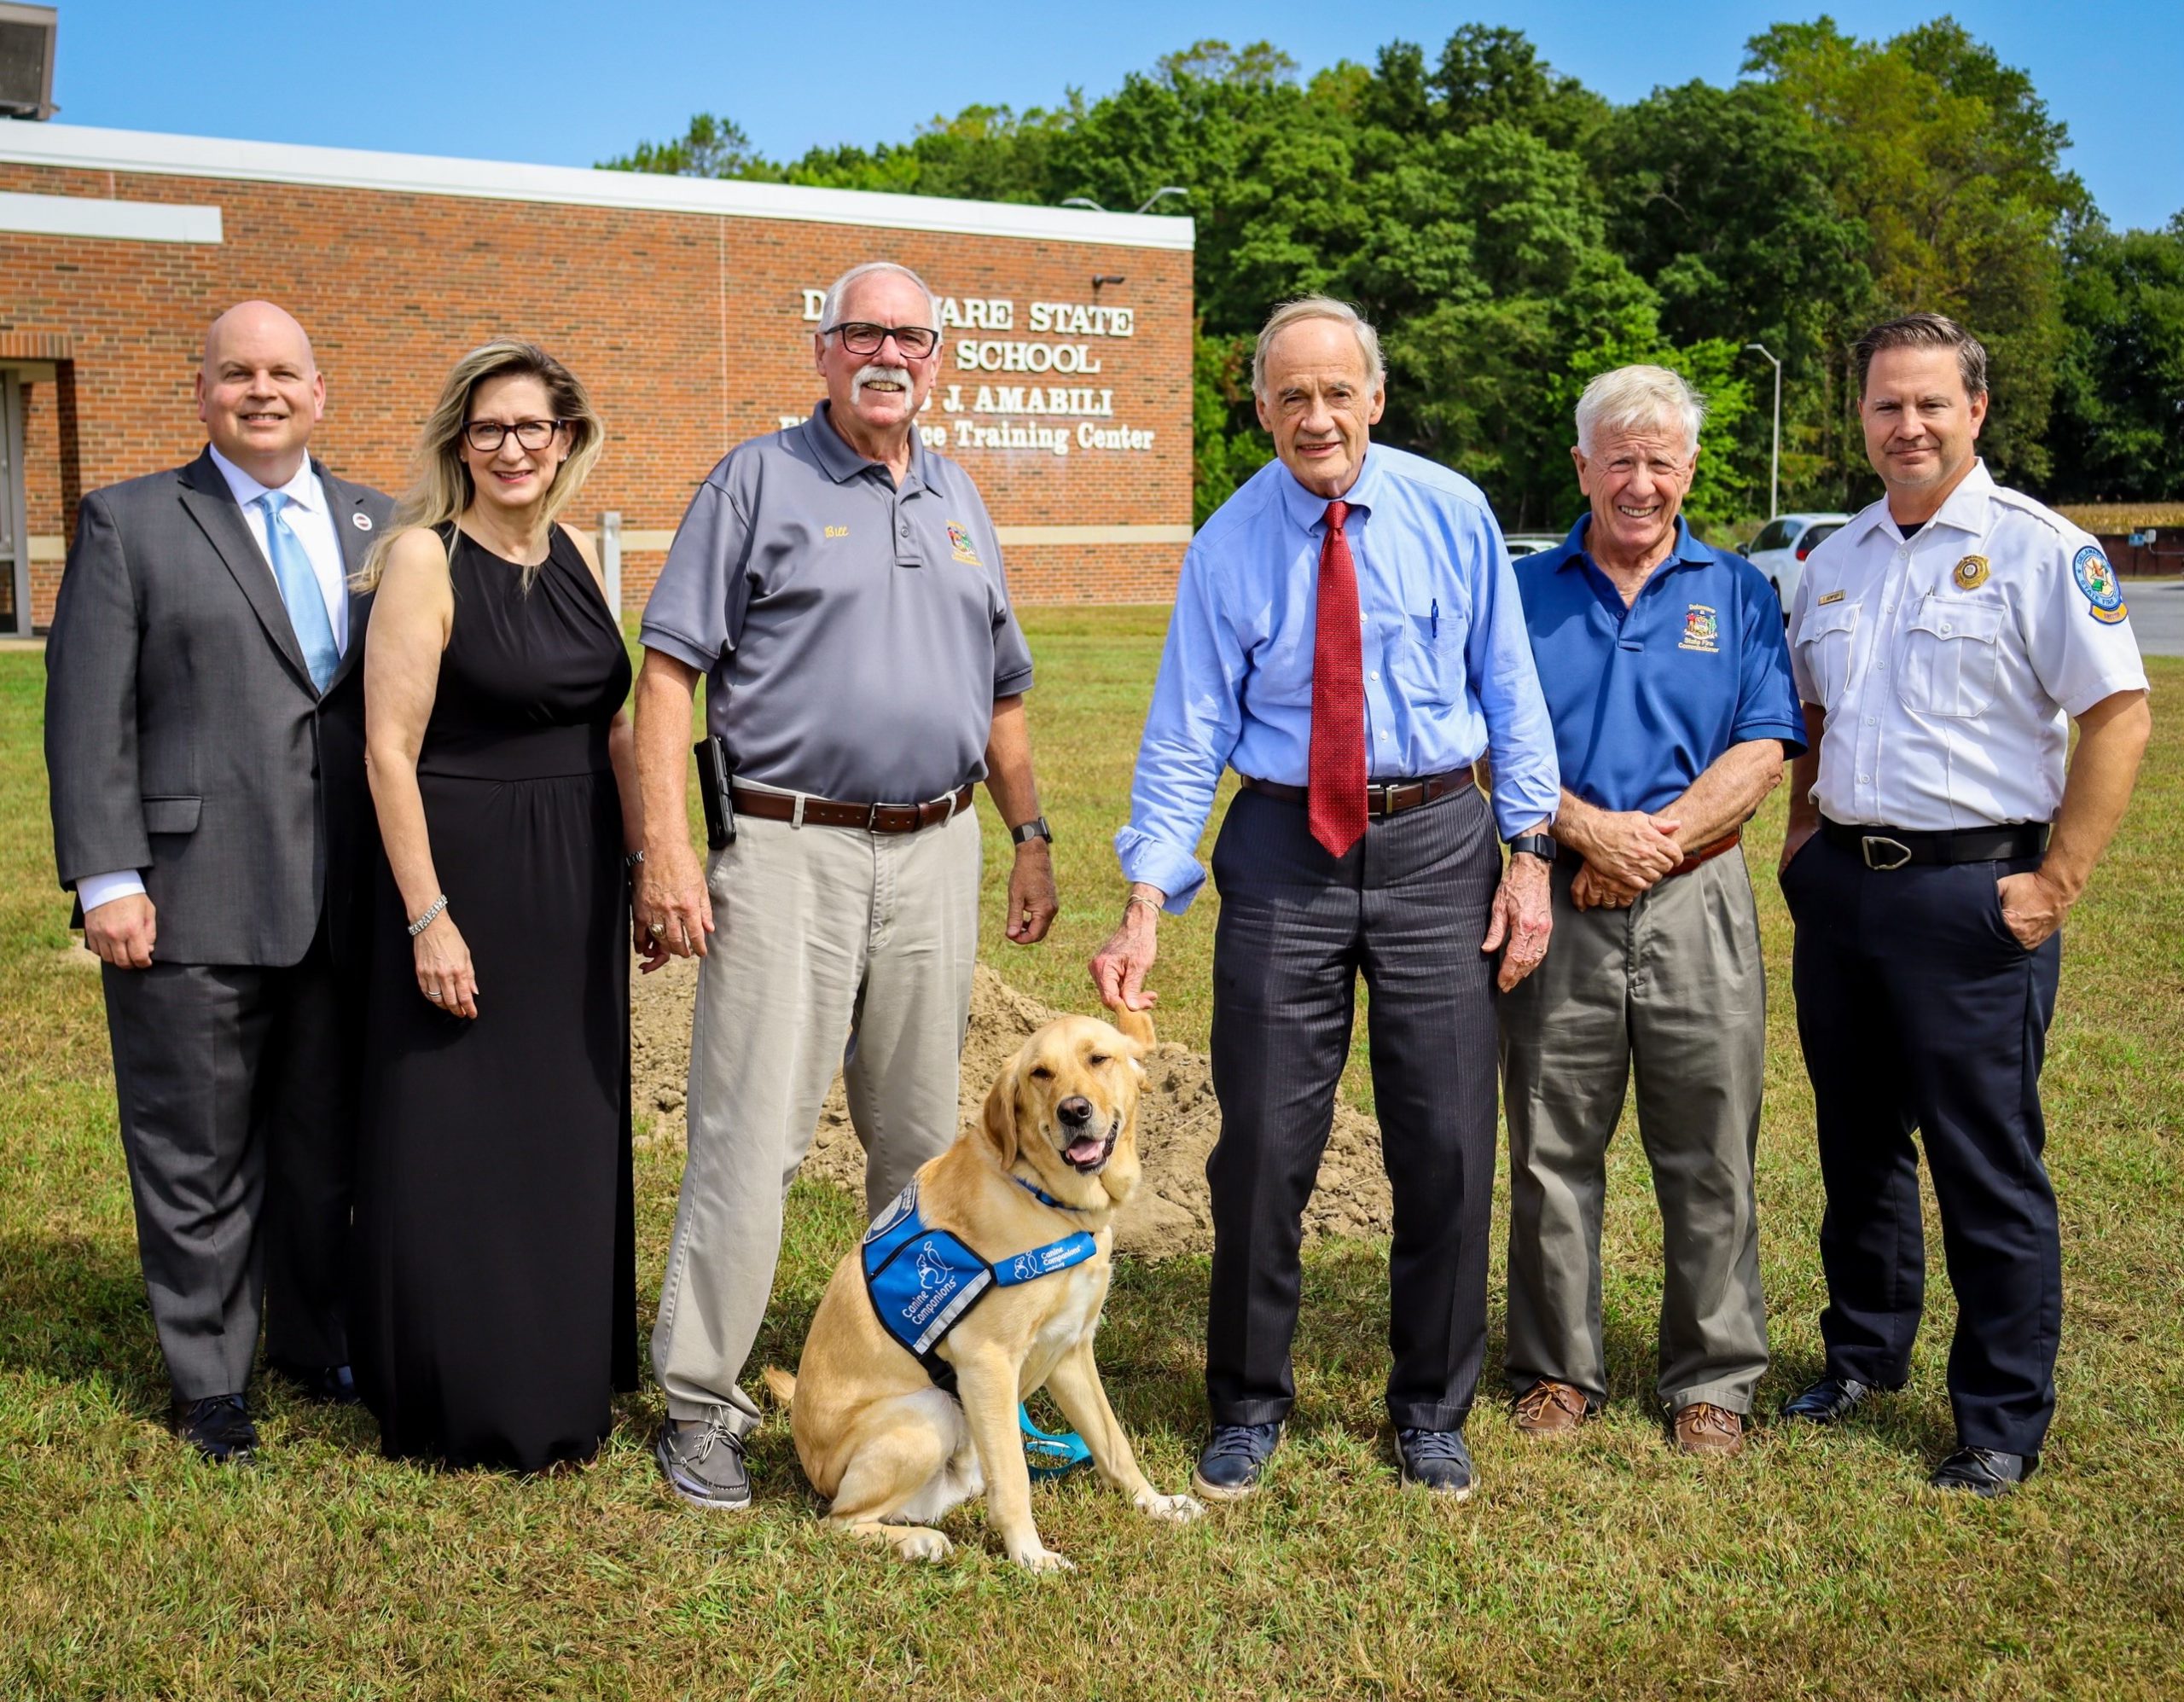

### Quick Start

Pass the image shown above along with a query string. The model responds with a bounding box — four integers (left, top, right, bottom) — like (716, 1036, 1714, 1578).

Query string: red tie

(1308, 499, 1368, 859)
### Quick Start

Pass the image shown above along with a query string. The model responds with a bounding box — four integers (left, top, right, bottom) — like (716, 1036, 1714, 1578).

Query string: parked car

(1744, 512, 1850, 614)
(1504, 533, 1565, 559)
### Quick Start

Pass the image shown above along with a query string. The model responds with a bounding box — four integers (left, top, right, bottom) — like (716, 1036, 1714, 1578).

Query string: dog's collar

(1011, 1172, 1091, 1213)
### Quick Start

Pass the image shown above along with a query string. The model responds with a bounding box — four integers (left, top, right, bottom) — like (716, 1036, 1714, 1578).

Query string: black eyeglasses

(825, 322, 940, 359)
(462, 419, 566, 453)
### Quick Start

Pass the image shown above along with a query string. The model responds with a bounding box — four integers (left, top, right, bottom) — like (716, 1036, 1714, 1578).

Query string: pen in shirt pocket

(1431, 599, 1439, 640)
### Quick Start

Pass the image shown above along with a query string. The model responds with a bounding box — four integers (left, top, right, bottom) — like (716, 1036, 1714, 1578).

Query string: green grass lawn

(3, 619, 2180, 1699)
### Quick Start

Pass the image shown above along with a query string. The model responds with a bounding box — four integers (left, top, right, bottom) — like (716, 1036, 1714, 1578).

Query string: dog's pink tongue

(1066, 1135, 1106, 1165)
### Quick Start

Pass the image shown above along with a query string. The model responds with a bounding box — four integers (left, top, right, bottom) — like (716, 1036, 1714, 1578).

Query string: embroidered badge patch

(2072, 544, 2129, 624)
(1952, 554, 1989, 590)
(1679, 603, 1720, 653)
(946, 521, 982, 566)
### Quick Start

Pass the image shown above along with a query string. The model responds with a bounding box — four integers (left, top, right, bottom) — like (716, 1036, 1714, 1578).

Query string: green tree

(1745, 17, 2088, 485)
(598, 113, 777, 179)
(2050, 217, 2184, 501)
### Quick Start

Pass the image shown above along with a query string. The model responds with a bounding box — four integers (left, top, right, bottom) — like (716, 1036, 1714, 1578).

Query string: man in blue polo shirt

(1500, 365, 1804, 1456)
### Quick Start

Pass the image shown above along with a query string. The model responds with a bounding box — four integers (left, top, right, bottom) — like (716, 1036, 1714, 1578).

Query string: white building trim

(0, 124, 1194, 252)
(0, 189, 221, 243)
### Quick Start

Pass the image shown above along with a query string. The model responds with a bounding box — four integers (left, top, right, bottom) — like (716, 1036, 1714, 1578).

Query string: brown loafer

(1671, 1402, 1745, 1456)
(1512, 1380, 1589, 1437)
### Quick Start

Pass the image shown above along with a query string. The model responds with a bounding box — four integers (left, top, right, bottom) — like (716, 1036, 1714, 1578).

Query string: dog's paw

(1137, 1490, 1205, 1525)
(892, 1529, 954, 1563)
(1010, 1544, 1076, 1574)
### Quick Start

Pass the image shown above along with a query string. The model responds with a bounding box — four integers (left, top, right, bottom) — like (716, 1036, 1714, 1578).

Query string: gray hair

(1574, 364, 1705, 456)
(818, 262, 944, 335)
(1251, 296, 1385, 399)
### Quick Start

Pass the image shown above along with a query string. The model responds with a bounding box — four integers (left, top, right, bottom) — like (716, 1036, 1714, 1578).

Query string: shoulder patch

(2072, 544, 2129, 624)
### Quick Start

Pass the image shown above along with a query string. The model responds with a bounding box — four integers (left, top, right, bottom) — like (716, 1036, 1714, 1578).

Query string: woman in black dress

(355, 342, 660, 1471)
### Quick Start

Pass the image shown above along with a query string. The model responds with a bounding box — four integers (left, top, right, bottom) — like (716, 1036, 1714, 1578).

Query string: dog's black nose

(1056, 1095, 1095, 1127)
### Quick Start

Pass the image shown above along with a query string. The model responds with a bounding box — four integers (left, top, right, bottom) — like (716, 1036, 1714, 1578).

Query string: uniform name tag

(1817, 590, 1846, 607)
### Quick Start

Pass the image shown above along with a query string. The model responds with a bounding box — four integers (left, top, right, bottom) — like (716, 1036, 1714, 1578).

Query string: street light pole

(1745, 343, 1782, 520)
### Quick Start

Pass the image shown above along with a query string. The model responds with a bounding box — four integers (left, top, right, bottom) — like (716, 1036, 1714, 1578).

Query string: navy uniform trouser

(1783, 834, 2062, 1456)
(1203, 782, 1502, 1432)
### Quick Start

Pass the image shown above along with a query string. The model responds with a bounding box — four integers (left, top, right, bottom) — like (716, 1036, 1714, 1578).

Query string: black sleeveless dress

(355, 524, 636, 1472)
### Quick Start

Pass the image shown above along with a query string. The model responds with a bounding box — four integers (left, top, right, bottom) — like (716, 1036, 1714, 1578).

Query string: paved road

(2125, 579, 2184, 658)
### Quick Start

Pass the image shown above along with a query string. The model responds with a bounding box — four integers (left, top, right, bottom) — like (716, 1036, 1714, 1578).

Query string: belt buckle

(1861, 834, 1914, 872)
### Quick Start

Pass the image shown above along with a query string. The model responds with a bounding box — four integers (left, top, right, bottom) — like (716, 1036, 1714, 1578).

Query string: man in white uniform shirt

(1777, 312, 2149, 1496)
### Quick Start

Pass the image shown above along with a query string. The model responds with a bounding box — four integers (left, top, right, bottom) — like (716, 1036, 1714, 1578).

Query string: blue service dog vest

(861, 1177, 1099, 1393)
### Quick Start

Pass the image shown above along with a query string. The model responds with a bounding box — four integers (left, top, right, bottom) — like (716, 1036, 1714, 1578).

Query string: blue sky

(37, 0, 2184, 232)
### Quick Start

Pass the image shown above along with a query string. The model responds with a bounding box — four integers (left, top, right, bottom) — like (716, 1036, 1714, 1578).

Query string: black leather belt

(1238, 769, 1474, 818)
(730, 783, 974, 834)
(1820, 816, 2048, 870)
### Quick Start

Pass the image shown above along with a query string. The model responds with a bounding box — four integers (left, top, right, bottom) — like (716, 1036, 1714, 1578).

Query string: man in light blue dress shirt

(1092, 296, 1560, 1501)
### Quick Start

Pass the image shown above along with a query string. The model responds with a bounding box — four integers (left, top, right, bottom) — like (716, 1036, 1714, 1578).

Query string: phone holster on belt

(695, 735, 736, 849)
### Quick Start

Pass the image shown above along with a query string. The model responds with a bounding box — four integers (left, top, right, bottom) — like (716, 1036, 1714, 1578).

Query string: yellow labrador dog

(766, 1009, 1202, 1571)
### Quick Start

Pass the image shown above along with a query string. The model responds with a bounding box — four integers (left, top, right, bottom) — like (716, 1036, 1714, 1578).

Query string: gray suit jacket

(45, 448, 394, 967)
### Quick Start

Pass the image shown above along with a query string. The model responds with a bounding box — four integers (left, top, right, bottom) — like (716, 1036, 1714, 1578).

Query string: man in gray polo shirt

(634, 260, 1058, 1510)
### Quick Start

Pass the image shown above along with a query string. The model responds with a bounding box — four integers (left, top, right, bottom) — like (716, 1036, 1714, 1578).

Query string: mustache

(852, 364, 914, 398)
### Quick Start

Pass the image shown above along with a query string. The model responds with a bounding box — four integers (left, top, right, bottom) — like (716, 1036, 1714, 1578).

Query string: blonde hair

(357, 340, 605, 592)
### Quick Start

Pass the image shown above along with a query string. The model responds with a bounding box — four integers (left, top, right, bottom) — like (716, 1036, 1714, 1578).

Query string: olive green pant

(1498, 849, 1769, 1414)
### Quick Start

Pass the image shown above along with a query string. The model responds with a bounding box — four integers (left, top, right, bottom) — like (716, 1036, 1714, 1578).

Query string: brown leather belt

(1667, 831, 1742, 877)
(729, 783, 974, 834)
(1238, 769, 1474, 818)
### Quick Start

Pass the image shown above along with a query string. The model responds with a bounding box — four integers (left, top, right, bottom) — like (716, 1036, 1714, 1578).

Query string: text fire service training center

(0, 122, 1196, 634)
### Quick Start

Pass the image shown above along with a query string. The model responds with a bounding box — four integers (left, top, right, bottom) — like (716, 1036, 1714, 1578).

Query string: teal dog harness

(861, 1176, 1099, 1393)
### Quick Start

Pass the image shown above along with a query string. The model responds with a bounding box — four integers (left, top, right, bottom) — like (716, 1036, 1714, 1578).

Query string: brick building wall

(0, 127, 1195, 626)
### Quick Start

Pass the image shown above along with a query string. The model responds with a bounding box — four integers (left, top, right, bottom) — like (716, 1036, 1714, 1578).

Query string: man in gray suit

(45, 300, 392, 1462)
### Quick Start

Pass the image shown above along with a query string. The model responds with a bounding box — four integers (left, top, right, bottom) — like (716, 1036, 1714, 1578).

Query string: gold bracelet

(1124, 893, 1162, 918)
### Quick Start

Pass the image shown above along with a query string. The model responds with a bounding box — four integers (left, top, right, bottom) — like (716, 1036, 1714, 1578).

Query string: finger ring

(425, 988, 443, 1001)
(648, 922, 665, 938)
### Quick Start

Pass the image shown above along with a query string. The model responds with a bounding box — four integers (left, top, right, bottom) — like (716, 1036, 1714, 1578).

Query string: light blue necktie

(257, 491, 340, 692)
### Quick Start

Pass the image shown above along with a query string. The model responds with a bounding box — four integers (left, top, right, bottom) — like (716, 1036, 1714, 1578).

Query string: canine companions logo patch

(2073, 545, 2129, 624)
(946, 522, 982, 565)
(1678, 603, 1721, 653)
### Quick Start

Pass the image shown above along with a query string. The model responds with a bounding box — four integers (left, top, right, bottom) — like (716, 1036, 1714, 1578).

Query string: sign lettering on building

(789, 289, 1157, 456)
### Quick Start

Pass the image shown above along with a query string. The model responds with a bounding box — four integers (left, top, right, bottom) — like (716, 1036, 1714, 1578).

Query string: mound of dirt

(630, 958, 1391, 1259)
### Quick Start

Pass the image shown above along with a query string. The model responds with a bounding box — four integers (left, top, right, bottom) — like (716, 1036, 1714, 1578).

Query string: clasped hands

(1566, 809, 1684, 911)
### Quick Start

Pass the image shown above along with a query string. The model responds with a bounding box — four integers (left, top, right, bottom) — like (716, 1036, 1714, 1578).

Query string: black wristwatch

(1508, 833, 1557, 864)
(1011, 816, 1054, 846)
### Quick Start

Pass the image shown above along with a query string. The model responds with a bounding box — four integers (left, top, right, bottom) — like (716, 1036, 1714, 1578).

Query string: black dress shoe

(172, 1394, 258, 1465)
(1929, 1446, 2034, 1497)
(1780, 1374, 1874, 1424)
(270, 1361, 360, 1405)
(1191, 1421, 1281, 1500)
(1396, 1426, 1475, 1497)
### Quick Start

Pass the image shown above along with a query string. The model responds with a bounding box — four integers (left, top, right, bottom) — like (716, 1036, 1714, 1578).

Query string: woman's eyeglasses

(462, 419, 566, 453)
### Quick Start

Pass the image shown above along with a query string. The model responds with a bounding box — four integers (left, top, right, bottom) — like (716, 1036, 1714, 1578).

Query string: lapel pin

(353, 511, 374, 531)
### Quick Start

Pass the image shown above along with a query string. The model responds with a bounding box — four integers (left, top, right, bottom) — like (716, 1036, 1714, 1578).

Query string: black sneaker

(1191, 1421, 1281, 1501)
(1929, 1446, 2034, 1498)
(655, 1411, 752, 1510)
(1780, 1375, 1874, 1424)
(172, 1393, 258, 1466)
(1397, 1426, 1474, 1497)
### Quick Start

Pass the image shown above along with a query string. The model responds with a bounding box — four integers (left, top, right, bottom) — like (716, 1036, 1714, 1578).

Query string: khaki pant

(1498, 848, 1769, 1414)
(650, 802, 981, 1430)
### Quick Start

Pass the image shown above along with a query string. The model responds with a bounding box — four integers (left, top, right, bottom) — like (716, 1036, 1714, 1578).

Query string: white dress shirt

(76, 448, 352, 915)
(1786, 460, 2147, 832)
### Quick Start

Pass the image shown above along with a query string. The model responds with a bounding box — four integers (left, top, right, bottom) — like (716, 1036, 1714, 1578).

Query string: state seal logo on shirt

(2072, 544, 2129, 624)
(1678, 603, 1720, 653)
(946, 521, 983, 566)
(1952, 554, 1989, 590)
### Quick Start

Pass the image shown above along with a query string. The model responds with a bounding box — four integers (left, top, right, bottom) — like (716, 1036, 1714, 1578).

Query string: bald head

(196, 299, 324, 484)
